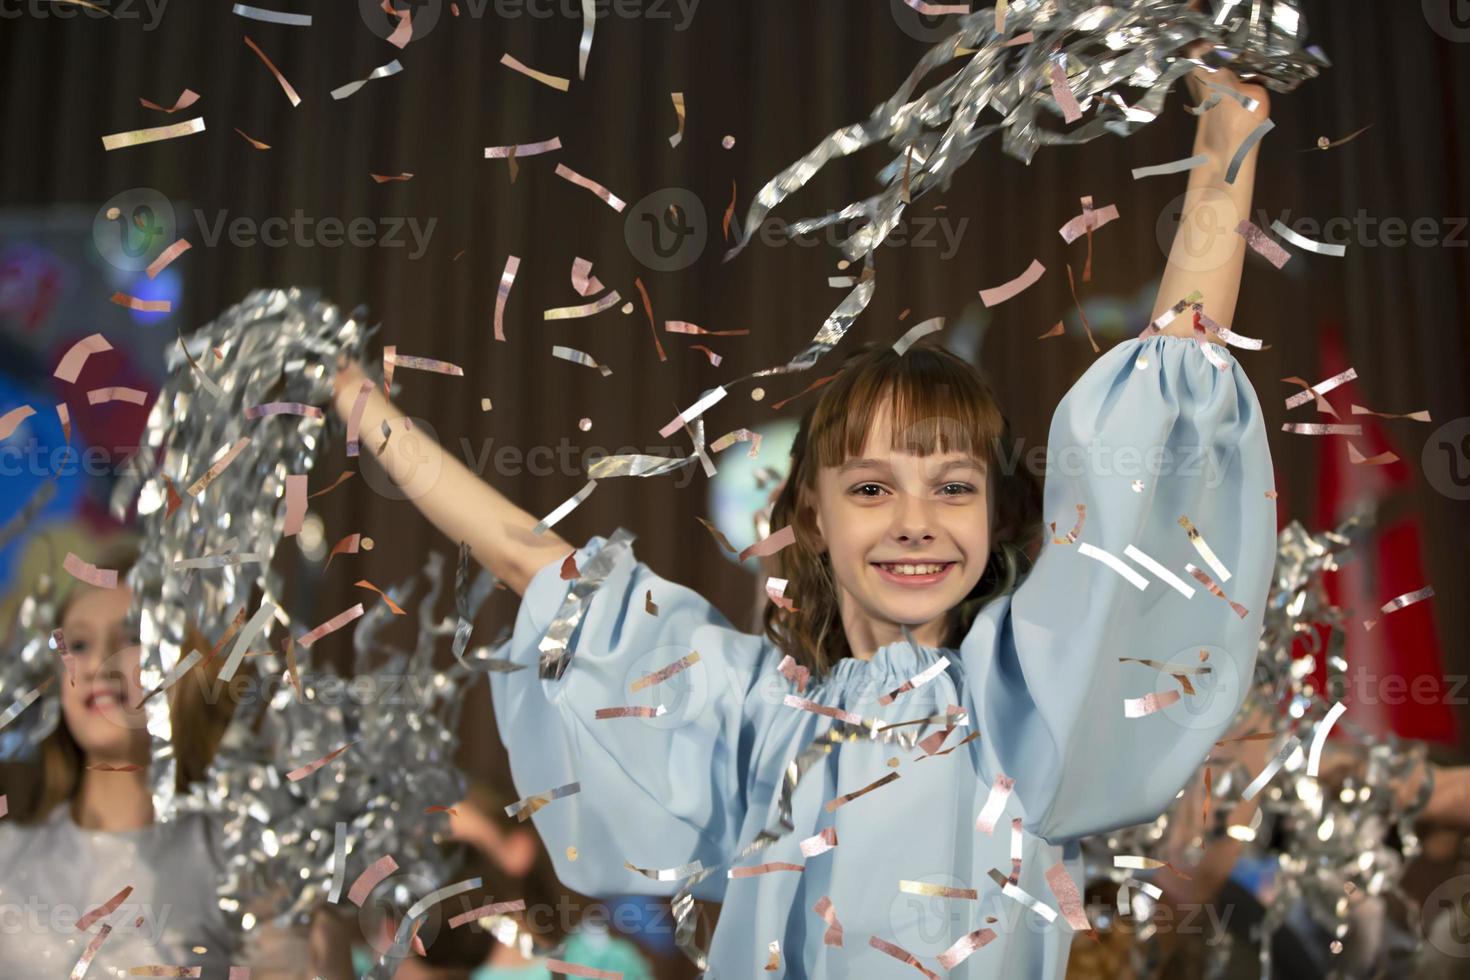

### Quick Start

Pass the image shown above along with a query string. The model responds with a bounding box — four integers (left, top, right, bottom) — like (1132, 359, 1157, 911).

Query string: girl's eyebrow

(839, 456, 986, 474)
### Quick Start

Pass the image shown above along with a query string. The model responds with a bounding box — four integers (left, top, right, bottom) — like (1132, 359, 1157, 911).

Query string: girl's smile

(870, 560, 958, 587)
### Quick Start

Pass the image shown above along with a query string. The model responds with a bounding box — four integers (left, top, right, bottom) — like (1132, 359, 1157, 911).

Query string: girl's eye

(849, 483, 886, 497)
(940, 483, 976, 496)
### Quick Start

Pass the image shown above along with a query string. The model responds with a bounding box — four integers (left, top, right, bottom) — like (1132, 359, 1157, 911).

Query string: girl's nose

(891, 493, 937, 542)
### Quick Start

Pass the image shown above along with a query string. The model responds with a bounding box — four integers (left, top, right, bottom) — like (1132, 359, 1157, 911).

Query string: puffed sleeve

(489, 532, 774, 899)
(961, 335, 1275, 843)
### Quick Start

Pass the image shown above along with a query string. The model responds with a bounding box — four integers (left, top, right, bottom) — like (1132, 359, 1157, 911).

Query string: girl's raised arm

(331, 360, 571, 596)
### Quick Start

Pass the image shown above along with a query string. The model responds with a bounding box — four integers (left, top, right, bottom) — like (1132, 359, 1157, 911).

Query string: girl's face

(57, 586, 150, 764)
(810, 404, 991, 646)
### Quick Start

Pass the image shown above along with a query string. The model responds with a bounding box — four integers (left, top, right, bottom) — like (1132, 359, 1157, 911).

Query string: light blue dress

(490, 336, 1275, 979)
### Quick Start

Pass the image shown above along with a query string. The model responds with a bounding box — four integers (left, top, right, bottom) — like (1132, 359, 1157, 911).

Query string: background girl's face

(810, 405, 992, 638)
(57, 585, 150, 764)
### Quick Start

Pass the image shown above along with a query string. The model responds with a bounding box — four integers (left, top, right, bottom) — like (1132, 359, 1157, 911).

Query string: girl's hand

(1181, 6, 1271, 153)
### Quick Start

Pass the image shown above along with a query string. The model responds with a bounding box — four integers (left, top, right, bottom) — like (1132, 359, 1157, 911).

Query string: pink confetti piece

(385, 346, 465, 377)
(0, 794, 7, 819)
(1048, 60, 1083, 123)
(728, 862, 804, 878)
(544, 291, 623, 320)
(824, 771, 901, 813)
(936, 927, 998, 970)
(1059, 202, 1119, 243)
(878, 656, 950, 705)
(186, 437, 251, 496)
(1282, 423, 1362, 436)
(665, 321, 751, 337)
(449, 899, 526, 929)
(283, 474, 308, 536)
(593, 705, 667, 719)
(492, 255, 521, 342)
(0, 404, 35, 440)
(1351, 404, 1432, 422)
(799, 826, 838, 857)
(54, 333, 113, 383)
(1051, 503, 1086, 544)
(630, 651, 701, 692)
(764, 577, 798, 613)
(738, 524, 795, 563)
(243, 35, 301, 106)
(979, 258, 1045, 307)
(777, 654, 811, 693)
(87, 385, 149, 406)
(100, 117, 206, 151)
(77, 885, 133, 931)
(140, 88, 200, 113)
(1045, 862, 1094, 933)
(1348, 444, 1399, 466)
(1193, 305, 1264, 350)
(658, 385, 728, 438)
(1124, 689, 1182, 718)
(868, 936, 940, 980)
(381, 0, 413, 47)
(784, 695, 866, 726)
(348, 854, 399, 906)
(1235, 219, 1291, 269)
(63, 552, 118, 589)
(298, 603, 365, 647)
(1362, 585, 1435, 631)
(1178, 515, 1232, 582)
(975, 774, 1014, 834)
(484, 137, 563, 158)
(555, 162, 627, 212)
(500, 52, 571, 91)
(1185, 563, 1250, 619)
(146, 238, 191, 279)
(813, 895, 845, 946)
(571, 257, 604, 296)
(1009, 817, 1024, 883)
(1285, 367, 1358, 410)
(70, 923, 114, 978)
(287, 741, 357, 783)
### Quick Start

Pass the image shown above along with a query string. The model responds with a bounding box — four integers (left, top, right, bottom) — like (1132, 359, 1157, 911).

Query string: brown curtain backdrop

(3, 0, 1467, 783)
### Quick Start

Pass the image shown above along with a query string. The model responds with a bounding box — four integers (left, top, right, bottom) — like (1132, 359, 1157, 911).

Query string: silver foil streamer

(725, 0, 1327, 379)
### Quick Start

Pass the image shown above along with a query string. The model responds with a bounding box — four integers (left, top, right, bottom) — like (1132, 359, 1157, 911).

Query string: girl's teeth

(885, 563, 945, 576)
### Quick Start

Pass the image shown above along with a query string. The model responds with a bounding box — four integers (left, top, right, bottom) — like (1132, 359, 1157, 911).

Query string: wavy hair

(761, 340, 1043, 679)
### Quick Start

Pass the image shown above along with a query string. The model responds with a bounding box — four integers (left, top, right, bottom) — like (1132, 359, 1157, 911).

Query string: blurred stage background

(1, 1, 1468, 975)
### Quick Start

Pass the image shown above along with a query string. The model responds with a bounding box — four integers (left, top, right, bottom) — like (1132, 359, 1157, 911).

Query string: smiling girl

(332, 43, 1275, 980)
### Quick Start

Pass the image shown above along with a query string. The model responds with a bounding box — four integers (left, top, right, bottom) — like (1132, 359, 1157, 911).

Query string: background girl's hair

(2, 531, 243, 823)
(761, 339, 1043, 678)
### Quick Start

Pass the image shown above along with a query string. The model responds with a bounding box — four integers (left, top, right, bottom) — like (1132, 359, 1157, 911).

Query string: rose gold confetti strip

(868, 936, 939, 980)
(1123, 689, 1182, 718)
(722, 179, 739, 240)
(1285, 367, 1358, 411)
(935, 926, 998, 970)
(287, 740, 357, 782)
(763, 943, 780, 973)
(765, 577, 799, 613)
(1062, 262, 1101, 354)
(1186, 564, 1249, 619)
(348, 854, 400, 906)
(298, 603, 365, 647)
(500, 52, 571, 91)
(1234, 219, 1291, 269)
(1192, 305, 1264, 350)
(770, 370, 840, 412)
(570, 257, 604, 297)
(666, 91, 687, 147)
(448, 899, 526, 929)
(594, 704, 667, 719)
(1044, 863, 1094, 933)
(709, 428, 761, 458)
(544, 291, 623, 320)
(1008, 817, 1025, 883)
(623, 858, 703, 881)
(1362, 585, 1435, 631)
(70, 924, 114, 978)
(1348, 444, 1399, 466)
(386, 348, 465, 377)
(975, 773, 1014, 834)
(55, 333, 113, 383)
(878, 656, 950, 705)
(0, 794, 7, 818)
(355, 580, 406, 615)
(140, 88, 200, 113)
(484, 137, 562, 158)
(246, 401, 323, 420)
(370, 172, 414, 183)
(88, 384, 150, 405)
(488, 255, 521, 342)
(1351, 404, 1431, 422)
(738, 524, 795, 563)
(1270, 218, 1346, 258)
(630, 651, 701, 692)
(550, 346, 612, 376)
(507, 781, 581, 821)
(234, 127, 270, 149)
(785, 694, 866, 727)
(112, 290, 174, 315)
(1281, 375, 1339, 416)
(242, 35, 301, 106)
(1048, 60, 1083, 123)
(309, 470, 355, 499)
(1059, 201, 1119, 244)
(777, 655, 811, 694)
(63, 552, 118, 589)
(51, 629, 76, 686)
(629, 278, 668, 363)
(1139, 291, 1203, 339)
(728, 862, 804, 878)
(799, 826, 838, 857)
(1177, 515, 1232, 582)
(1185, 310, 1232, 371)
(663, 319, 753, 335)
(917, 711, 967, 756)
(0, 404, 35, 441)
(899, 880, 978, 900)
(812, 895, 844, 946)
(185, 437, 250, 496)
(77, 885, 133, 931)
(979, 258, 1045, 307)
(128, 965, 202, 976)
(688, 344, 723, 367)
(281, 474, 308, 537)
(1282, 423, 1362, 436)
(930, 735, 982, 764)
(988, 868, 1059, 921)
(140, 237, 193, 279)
(330, 59, 403, 100)
(824, 771, 900, 813)
(658, 386, 727, 438)
(1051, 503, 1085, 544)
(101, 116, 206, 151)
(554, 163, 626, 211)
(560, 552, 580, 580)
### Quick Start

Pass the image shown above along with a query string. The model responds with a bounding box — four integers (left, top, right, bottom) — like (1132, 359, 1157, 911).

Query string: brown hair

(762, 340, 1043, 678)
(10, 533, 241, 824)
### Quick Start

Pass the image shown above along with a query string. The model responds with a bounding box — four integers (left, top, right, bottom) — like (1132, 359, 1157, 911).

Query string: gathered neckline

(819, 638, 955, 690)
